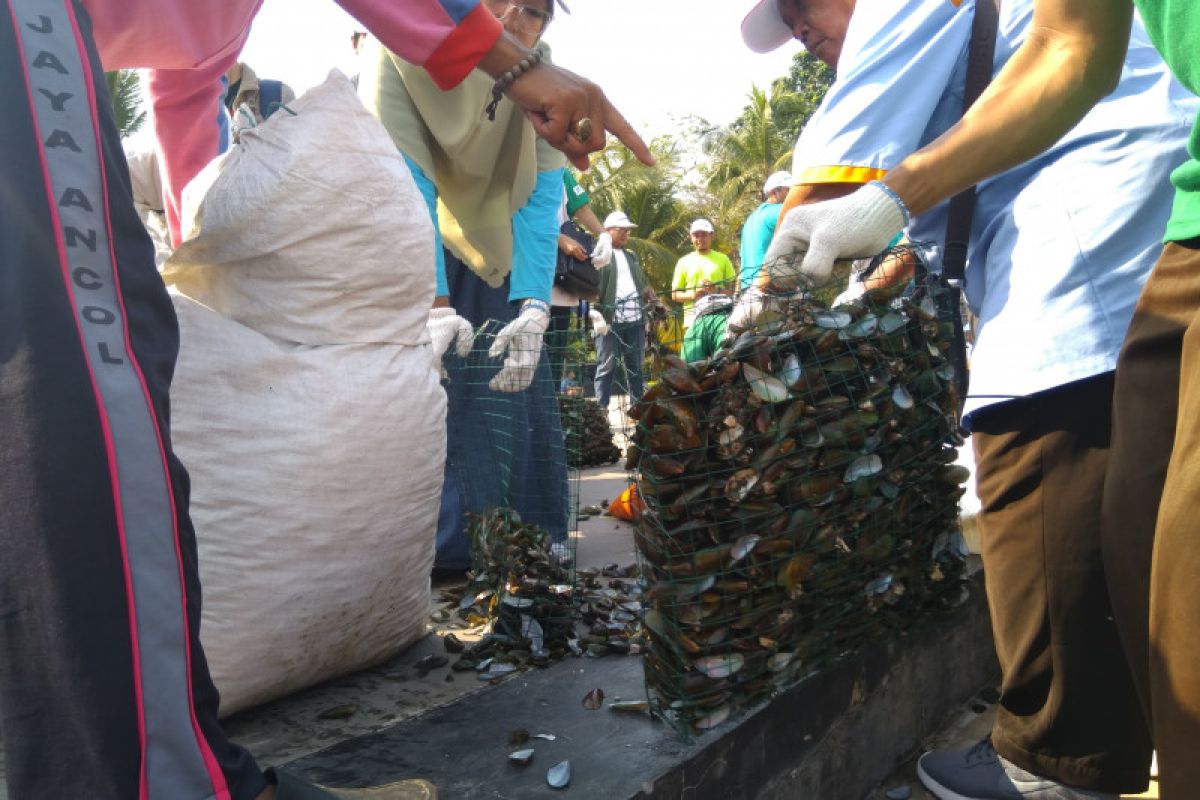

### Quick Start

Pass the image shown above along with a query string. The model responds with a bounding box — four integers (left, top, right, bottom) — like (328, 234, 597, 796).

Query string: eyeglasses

(502, 2, 553, 34)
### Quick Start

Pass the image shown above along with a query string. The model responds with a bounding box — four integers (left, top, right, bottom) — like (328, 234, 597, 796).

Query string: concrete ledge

(285, 574, 996, 799)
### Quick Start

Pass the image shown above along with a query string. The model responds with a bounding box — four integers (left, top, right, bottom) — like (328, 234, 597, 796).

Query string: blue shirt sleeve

(509, 168, 564, 304)
(402, 154, 449, 298)
(792, 0, 973, 184)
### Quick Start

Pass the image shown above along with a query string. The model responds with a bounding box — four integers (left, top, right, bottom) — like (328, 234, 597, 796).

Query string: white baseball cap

(689, 218, 715, 234)
(603, 211, 637, 228)
(742, 0, 793, 54)
(764, 170, 794, 194)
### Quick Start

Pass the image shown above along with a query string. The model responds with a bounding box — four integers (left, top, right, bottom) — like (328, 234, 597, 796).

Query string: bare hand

(558, 234, 588, 260)
(508, 63, 654, 170)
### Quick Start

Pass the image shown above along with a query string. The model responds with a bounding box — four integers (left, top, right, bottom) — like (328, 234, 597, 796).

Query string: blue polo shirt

(794, 0, 1198, 416)
(739, 200, 783, 291)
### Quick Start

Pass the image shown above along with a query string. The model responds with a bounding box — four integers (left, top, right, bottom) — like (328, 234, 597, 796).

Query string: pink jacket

(84, 0, 502, 243)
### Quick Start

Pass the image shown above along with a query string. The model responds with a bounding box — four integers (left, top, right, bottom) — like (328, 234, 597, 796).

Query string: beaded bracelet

(485, 49, 543, 121)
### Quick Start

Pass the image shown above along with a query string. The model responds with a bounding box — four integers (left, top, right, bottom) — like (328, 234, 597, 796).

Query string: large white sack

(164, 70, 433, 346)
(172, 297, 444, 715)
(164, 71, 445, 715)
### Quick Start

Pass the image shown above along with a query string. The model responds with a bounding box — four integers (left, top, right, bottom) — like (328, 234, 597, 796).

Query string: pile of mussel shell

(558, 395, 622, 468)
(574, 564, 646, 658)
(454, 509, 576, 670)
(628, 280, 971, 735)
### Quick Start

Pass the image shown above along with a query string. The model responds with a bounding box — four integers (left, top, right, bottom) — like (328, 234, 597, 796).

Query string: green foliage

(772, 51, 836, 144)
(105, 69, 147, 139)
(699, 82, 804, 249)
(576, 50, 834, 294)
(579, 137, 690, 294)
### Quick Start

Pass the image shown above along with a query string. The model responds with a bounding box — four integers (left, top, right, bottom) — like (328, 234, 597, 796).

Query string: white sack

(165, 70, 434, 346)
(165, 71, 444, 715)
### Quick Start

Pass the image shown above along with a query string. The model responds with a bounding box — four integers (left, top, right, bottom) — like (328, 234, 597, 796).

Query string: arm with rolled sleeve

(766, 0, 974, 284)
(335, 0, 502, 90)
(509, 168, 565, 305)
(149, 0, 501, 246)
(403, 154, 449, 299)
(791, 0, 972, 188)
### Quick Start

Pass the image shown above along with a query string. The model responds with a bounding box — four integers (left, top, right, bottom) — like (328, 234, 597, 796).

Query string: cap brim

(741, 0, 794, 54)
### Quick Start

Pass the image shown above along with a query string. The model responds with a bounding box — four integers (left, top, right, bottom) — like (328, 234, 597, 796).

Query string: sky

(237, 0, 803, 142)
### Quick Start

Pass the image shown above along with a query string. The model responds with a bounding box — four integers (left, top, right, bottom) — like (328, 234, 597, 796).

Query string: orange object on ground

(609, 482, 645, 521)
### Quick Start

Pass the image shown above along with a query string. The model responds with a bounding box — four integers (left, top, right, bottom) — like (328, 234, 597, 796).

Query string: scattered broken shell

(582, 687, 605, 710)
(533, 733, 557, 741)
(609, 699, 650, 714)
(547, 760, 571, 789)
(509, 748, 535, 766)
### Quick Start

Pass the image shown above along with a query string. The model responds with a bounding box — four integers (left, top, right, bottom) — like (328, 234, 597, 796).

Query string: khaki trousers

(1102, 238, 1200, 798)
(973, 373, 1152, 794)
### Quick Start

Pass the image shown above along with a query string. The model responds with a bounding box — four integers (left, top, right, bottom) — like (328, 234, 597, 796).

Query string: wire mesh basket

(629, 244, 971, 737)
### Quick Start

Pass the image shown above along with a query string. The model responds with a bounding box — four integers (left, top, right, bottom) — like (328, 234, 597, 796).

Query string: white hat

(690, 218, 715, 234)
(764, 170, 793, 194)
(603, 211, 637, 228)
(742, 0, 793, 54)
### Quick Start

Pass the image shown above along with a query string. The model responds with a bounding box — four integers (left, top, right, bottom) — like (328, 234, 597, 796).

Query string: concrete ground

(0, 407, 1160, 799)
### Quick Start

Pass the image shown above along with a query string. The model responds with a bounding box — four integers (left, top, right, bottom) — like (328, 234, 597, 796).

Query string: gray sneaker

(916, 738, 1117, 800)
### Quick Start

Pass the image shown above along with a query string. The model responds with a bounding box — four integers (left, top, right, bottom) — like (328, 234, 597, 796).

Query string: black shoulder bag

(555, 220, 601, 301)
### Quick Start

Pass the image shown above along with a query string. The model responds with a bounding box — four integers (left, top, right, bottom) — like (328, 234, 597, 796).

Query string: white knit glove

(589, 308, 609, 337)
(726, 287, 768, 334)
(426, 307, 474, 372)
(765, 181, 909, 290)
(832, 276, 868, 308)
(489, 299, 550, 392)
(590, 232, 613, 269)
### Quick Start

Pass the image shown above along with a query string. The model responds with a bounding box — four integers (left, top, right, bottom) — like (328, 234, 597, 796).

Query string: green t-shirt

(1135, 0, 1200, 241)
(671, 251, 737, 325)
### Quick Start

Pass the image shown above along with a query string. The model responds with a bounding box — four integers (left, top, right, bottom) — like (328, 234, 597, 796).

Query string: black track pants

(0, 2, 265, 798)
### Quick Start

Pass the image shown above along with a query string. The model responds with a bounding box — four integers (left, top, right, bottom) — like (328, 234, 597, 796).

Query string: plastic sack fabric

(164, 71, 445, 715)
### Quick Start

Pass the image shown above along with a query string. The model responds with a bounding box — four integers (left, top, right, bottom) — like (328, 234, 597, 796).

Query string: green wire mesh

(628, 245, 971, 738)
(442, 318, 579, 569)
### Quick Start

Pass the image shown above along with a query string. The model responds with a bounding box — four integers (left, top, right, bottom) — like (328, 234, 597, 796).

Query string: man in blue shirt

(741, 0, 1196, 797)
(738, 170, 792, 291)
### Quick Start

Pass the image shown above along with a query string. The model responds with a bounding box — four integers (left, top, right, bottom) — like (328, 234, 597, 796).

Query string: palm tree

(105, 69, 147, 139)
(701, 83, 807, 244)
(580, 138, 690, 293)
(772, 51, 835, 144)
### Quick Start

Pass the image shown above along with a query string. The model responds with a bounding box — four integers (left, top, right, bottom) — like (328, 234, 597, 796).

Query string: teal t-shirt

(739, 201, 782, 290)
(1135, 0, 1200, 241)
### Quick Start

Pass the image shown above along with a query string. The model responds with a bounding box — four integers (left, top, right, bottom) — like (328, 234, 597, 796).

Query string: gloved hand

(427, 307, 474, 373)
(832, 276, 868, 308)
(588, 308, 609, 337)
(726, 288, 767, 334)
(764, 181, 909, 291)
(590, 232, 613, 269)
(489, 299, 550, 392)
